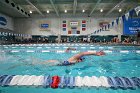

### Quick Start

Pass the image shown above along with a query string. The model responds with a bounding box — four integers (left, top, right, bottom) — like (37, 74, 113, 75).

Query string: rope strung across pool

(0, 75, 139, 89)
(0, 50, 140, 53)
(0, 44, 92, 46)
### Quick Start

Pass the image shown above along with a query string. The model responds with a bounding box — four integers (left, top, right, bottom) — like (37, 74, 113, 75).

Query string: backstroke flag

(134, 6, 140, 16)
(39, 20, 51, 31)
(125, 12, 129, 21)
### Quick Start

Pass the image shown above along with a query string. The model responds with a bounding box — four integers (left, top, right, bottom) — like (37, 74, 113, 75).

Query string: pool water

(0, 44, 140, 93)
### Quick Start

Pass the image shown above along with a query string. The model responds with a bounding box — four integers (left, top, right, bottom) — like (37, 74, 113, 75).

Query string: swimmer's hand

(96, 51, 105, 56)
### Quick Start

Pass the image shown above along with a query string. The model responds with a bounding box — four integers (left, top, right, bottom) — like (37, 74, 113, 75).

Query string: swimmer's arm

(38, 60, 60, 65)
(80, 51, 105, 56)
(72, 52, 97, 59)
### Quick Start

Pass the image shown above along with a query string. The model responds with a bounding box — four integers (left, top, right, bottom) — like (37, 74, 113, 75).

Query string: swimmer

(43, 51, 105, 66)
(65, 47, 76, 52)
(6, 51, 105, 70)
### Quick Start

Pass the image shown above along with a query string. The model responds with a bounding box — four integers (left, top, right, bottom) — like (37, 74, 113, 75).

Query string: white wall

(14, 18, 60, 35)
(0, 13, 14, 31)
(14, 16, 123, 36)
(94, 18, 123, 36)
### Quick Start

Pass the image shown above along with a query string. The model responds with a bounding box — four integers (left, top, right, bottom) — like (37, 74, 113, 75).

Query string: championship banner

(82, 20, 86, 31)
(123, 18, 140, 35)
(134, 6, 140, 16)
(112, 21, 114, 27)
(119, 17, 122, 24)
(0, 14, 14, 30)
(39, 20, 51, 31)
(114, 20, 117, 26)
(68, 21, 81, 34)
(108, 24, 110, 29)
(104, 25, 107, 30)
(109, 23, 112, 29)
(116, 18, 119, 25)
(99, 20, 110, 31)
(125, 12, 129, 21)
(70, 22, 78, 26)
(62, 20, 67, 31)
(101, 27, 103, 31)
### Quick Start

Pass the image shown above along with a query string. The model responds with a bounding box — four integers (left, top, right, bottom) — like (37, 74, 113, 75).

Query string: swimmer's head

(77, 59, 82, 62)
(77, 57, 85, 62)
(80, 56, 85, 60)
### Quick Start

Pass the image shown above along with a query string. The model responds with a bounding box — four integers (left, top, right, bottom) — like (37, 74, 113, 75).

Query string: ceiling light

(82, 9, 85, 12)
(29, 10, 32, 14)
(119, 9, 122, 12)
(100, 9, 103, 12)
(47, 10, 49, 13)
(64, 10, 67, 13)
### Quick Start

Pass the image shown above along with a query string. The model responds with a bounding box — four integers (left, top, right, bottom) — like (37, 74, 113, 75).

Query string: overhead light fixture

(64, 10, 67, 13)
(29, 10, 32, 14)
(100, 9, 103, 12)
(119, 9, 122, 12)
(82, 9, 85, 13)
(47, 10, 49, 13)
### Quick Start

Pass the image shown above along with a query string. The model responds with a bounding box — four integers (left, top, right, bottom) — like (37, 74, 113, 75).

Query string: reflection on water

(72, 65, 93, 71)
(0, 51, 10, 63)
(65, 69, 71, 74)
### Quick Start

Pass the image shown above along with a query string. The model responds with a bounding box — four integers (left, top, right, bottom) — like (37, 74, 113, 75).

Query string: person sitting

(123, 38, 130, 44)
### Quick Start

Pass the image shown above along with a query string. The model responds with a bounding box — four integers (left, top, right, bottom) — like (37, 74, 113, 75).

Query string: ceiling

(0, 0, 139, 18)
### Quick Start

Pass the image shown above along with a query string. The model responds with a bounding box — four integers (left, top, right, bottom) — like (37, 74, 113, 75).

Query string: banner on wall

(70, 22, 78, 26)
(0, 16, 7, 26)
(134, 6, 140, 16)
(0, 13, 14, 30)
(82, 20, 86, 31)
(62, 20, 67, 31)
(123, 18, 140, 35)
(99, 20, 110, 31)
(39, 20, 51, 31)
(68, 21, 81, 34)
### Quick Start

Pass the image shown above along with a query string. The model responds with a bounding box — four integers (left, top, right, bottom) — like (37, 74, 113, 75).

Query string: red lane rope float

(51, 76, 60, 88)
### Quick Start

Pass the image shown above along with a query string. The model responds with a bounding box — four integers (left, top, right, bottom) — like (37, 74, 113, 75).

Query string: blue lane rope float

(68, 76, 75, 88)
(107, 77, 117, 88)
(0, 75, 8, 85)
(1, 75, 14, 86)
(65, 76, 70, 87)
(43, 75, 51, 88)
(0, 75, 139, 89)
(114, 77, 127, 89)
(132, 77, 140, 87)
(59, 76, 66, 88)
(122, 77, 136, 89)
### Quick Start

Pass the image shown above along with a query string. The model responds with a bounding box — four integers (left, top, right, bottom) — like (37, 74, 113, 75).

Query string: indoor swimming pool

(0, 44, 140, 93)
